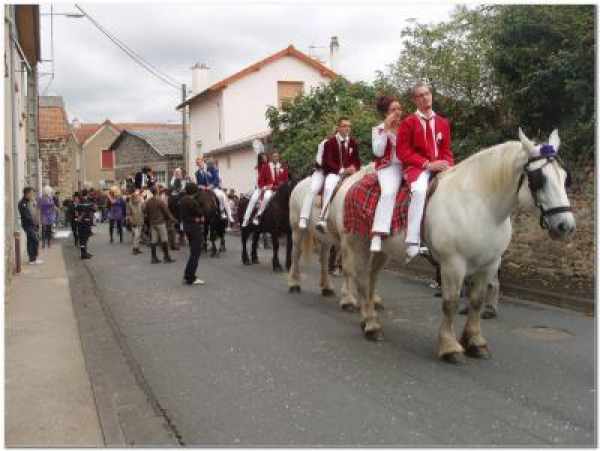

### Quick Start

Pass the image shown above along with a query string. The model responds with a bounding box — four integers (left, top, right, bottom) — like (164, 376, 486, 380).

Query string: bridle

(517, 151, 573, 230)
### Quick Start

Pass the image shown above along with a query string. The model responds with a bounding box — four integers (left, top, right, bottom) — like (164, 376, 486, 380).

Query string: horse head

(518, 128, 576, 240)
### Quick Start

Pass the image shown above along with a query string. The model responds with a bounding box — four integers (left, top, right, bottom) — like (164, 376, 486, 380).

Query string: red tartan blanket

(344, 173, 410, 237)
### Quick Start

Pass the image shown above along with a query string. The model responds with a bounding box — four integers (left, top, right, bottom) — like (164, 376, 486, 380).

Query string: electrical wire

(74, 4, 181, 91)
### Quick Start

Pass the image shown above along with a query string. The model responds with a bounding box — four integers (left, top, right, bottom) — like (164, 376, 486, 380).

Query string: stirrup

(370, 235, 382, 252)
(252, 216, 260, 226)
(298, 218, 308, 230)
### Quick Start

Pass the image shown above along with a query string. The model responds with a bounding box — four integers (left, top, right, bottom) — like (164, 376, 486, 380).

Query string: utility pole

(181, 83, 187, 175)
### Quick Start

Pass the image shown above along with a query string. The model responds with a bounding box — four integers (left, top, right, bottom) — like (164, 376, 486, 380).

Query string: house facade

(110, 128, 184, 187)
(38, 96, 82, 198)
(76, 121, 185, 189)
(177, 44, 338, 194)
(4, 4, 41, 284)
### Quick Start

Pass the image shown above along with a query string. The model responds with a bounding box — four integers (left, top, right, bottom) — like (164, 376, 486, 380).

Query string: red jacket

(257, 162, 274, 189)
(321, 136, 361, 176)
(397, 113, 453, 184)
(270, 162, 288, 189)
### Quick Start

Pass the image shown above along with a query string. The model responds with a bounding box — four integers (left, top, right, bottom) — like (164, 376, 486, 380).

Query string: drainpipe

(7, 7, 22, 273)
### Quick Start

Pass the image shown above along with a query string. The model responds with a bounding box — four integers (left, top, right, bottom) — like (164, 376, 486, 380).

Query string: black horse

(238, 180, 294, 272)
(197, 189, 227, 257)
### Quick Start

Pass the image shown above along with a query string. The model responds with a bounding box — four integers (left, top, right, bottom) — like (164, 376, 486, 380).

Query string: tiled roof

(39, 96, 71, 140)
(176, 45, 338, 109)
(122, 128, 184, 156)
(74, 121, 186, 146)
(207, 130, 272, 156)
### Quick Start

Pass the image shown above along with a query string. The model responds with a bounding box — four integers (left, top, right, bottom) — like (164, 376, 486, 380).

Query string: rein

(517, 154, 572, 230)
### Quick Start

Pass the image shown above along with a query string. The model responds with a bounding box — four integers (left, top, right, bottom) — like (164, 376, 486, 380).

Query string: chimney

(192, 63, 210, 94)
(71, 118, 81, 129)
(329, 36, 339, 72)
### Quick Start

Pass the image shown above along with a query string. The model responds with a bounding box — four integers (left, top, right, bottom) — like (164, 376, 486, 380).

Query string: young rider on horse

(242, 152, 274, 228)
(205, 156, 235, 224)
(397, 81, 454, 261)
(270, 151, 289, 189)
(370, 96, 404, 253)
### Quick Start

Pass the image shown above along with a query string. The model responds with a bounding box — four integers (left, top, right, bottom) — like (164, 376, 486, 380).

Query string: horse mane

(440, 141, 526, 195)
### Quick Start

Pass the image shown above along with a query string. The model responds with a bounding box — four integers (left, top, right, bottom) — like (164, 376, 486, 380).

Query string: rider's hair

(411, 80, 432, 98)
(337, 116, 350, 125)
(375, 95, 399, 116)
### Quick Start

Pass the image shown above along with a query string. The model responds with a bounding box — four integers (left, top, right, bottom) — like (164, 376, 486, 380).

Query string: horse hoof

(374, 303, 385, 311)
(341, 303, 358, 313)
(458, 306, 469, 316)
(361, 324, 384, 342)
(289, 285, 301, 294)
(273, 265, 283, 273)
(321, 288, 335, 297)
(251, 259, 259, 265)
(465, 345, 491, 359)
(481, 309, 497, 320)
(243, 260, 251, 266)
(441, 352, 466, 365)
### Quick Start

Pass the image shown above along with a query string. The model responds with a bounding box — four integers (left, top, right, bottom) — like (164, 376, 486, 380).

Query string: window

(155, 170, 166, 185)
(101, 149, 114, 170)
(278, 81, 304, 109)
(48, 155, 59, 187)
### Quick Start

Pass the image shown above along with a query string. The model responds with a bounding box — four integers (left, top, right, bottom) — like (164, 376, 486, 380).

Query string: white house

(177, 42, 339, 194)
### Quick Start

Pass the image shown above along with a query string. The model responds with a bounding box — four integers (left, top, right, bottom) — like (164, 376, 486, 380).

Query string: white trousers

(213, 187, 233, 220)
(299, 170, 325, 221)
(320, 173, 340, 219)
(372, 164, 402, 235)
(405, 170, 431, 244)
(242, 188, 273, 227)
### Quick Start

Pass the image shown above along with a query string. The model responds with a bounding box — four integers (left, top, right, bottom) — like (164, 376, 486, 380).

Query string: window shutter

(49, 155, 59, 187)
(101, 149, 114, 169)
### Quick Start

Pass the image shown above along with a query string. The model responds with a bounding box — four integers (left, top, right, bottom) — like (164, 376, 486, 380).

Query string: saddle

(343, 173, 439, 238)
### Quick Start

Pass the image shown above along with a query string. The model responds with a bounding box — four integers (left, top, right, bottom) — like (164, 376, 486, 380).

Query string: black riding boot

(81, 245, 92, 259)
(151, 244, 161, 264)
(162, 242, 175, 263)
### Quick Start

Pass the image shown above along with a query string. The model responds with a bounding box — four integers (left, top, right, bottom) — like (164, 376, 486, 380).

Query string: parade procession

(4, 2, 595, 448)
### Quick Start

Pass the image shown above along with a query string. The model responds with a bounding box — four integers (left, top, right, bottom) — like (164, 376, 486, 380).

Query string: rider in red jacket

(242, 153, 274, 227)
(397, 81, 454, 262)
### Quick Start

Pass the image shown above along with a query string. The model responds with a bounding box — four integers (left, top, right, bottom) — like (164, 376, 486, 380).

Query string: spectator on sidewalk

(18, 187, 42, 265)
(179, 183, 206, 285)
(38, 186, 57, 249)
(126, 190, 144, 255)
(143, 186, 176, 264)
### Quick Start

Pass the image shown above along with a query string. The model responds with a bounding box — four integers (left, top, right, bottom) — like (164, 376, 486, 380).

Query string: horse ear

(518, 127, 536, 153)
(548, 129, 561, 151)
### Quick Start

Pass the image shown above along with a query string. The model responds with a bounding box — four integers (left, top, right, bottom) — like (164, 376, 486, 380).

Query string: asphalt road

(72, 225, 595, 446)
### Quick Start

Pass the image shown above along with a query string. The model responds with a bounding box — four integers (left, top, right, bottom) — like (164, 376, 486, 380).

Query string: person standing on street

(126, 189, 144, 255)
(179, 183, 206, 285)
(63, 192, 80, 247)
(143, 186, 176, 264)
(75, 189, 96, 259)
(18, 187, 42, 265)
(107, 186, 126, 244)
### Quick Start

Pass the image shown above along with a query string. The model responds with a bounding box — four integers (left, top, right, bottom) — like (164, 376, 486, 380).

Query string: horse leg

(288, 227, 303, 293)
(339, 237, 359, 312)
(481, 271, 500, 319)
(219, 225, 226, 252)
(285, 230, 292, 271)
(356, 250, 386, 341)
(319, 243, 335, 297)
(251, 230, 260, 264)
(368, 251, 388, 312)
(241, 226, 250, 265)
(272, 231, 283, 272)
(459, 271, 491, 359)
(438, 261, 467, 363)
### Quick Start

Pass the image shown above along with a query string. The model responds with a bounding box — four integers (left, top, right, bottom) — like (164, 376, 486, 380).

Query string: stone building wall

(39, 135, 79, 199)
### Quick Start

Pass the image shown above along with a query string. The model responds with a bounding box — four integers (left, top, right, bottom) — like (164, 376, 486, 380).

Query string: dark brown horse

(238, 180, 295, 272)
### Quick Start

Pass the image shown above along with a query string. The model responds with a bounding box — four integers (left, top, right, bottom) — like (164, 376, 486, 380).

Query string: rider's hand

(384, 112, 399, 131)
(427, 160, 450, 172)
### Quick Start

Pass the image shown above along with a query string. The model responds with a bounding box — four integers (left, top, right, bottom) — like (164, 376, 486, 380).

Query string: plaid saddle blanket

(344, 173, 410, 237)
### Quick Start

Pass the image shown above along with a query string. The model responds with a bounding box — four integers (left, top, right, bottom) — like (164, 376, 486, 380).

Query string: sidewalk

(5, 240, 104, 446)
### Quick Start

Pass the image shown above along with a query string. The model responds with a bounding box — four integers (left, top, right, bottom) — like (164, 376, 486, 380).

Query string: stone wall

(39, 135, 79, 199)
(500, 167, 594, 297)
(113, 133, 183, 184)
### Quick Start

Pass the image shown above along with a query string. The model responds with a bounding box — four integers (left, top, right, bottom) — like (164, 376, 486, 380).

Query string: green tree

(266, 78, 390, 177)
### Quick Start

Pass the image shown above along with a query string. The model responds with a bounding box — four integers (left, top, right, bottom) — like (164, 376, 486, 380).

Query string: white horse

(341, 129, 575, 363)
(288, 164, 379, 310)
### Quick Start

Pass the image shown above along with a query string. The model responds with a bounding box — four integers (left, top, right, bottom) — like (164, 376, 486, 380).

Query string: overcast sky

(39, 2, 457, 124)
